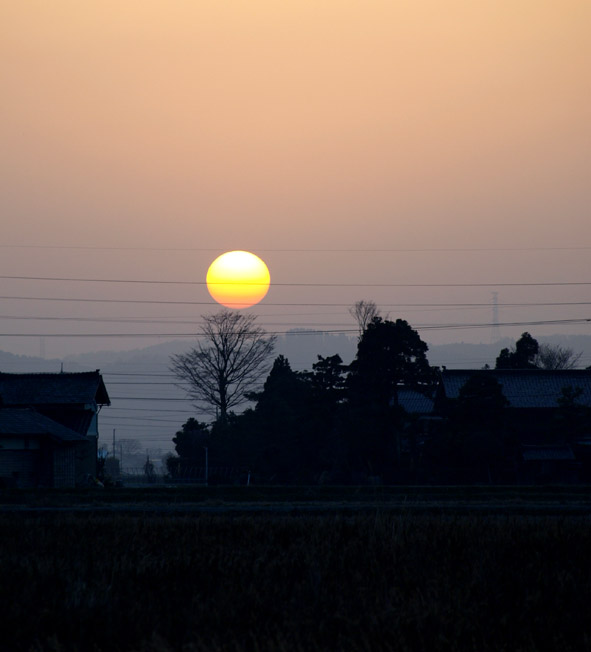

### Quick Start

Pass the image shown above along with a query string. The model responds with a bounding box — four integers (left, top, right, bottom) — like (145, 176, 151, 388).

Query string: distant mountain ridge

(0, 332, 589, 374)
(427, 334, 591, 370)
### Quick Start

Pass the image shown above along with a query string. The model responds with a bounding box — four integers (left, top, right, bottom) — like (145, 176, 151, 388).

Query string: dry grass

(1, 512, 591, 651)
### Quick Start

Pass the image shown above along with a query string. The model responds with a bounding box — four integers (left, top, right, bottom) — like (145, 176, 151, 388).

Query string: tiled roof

(397, 389, 435, 414)
(522, 444, 576, 462)
(0, 371, 110, 406)
(440, 369, 591, 409)
(0, 408, 87, 442)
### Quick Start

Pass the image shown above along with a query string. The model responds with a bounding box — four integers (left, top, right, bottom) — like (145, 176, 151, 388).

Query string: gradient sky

(1, 1, 590, 357)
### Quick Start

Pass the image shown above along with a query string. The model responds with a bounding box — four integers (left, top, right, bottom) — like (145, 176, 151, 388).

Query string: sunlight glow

(206, 251, 270, 309)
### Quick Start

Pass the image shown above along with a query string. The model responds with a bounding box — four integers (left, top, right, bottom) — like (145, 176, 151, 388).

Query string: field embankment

(1, 485, 591, 515)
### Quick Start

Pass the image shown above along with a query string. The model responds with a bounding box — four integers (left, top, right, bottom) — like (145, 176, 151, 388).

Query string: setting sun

(206, 251, 270, 309)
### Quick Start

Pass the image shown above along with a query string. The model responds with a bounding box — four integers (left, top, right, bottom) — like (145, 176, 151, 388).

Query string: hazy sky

(1, 1, 590, 357)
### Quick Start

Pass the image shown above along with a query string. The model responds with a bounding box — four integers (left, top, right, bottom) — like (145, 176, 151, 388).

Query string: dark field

(2, 496, 591, 651)
(3, 484, 591, 513)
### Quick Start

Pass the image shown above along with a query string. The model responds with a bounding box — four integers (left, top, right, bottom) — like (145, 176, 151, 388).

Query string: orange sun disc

(206, 251, 271, 309)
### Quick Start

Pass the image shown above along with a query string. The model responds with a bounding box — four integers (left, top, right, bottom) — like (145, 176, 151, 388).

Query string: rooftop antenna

(491, 292, 500, 343)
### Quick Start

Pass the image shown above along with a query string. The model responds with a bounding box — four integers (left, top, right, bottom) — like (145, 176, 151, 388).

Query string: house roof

(522, 444, 576, 462)
(440, 369, 591, 409)
(0, 371, 110, 407)
(396, 389, 435, 414)
(0, 408, 87, 442)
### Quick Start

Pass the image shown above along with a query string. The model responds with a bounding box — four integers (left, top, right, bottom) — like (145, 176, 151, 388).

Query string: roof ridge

(0, 370, 101, 376)
(442, 368, 591, 373)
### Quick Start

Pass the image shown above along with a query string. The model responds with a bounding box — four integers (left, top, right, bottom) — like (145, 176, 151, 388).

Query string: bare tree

(118, 438, 142, 456)
(534, 343, 582, 370)
(170, 310, 276, 421)
(349, 300, 381, 339)
(117, 438, 144, 469)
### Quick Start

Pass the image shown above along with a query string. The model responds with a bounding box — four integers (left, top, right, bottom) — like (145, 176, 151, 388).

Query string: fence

(119, 466, 249, 486)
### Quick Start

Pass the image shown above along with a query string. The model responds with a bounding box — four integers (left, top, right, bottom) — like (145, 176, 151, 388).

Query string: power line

(0, 295, 221, 306)
(100, 415, 185, 424)
(418, 318, 591, 331)
(2, 295, 590, 309)
(2, 274, 591, 287)
(99, 425, 180, 433)
(1, 302, 590, 325)
(103, 406, 195, 413)
(110, 396, 191, 401)
(98, 381, 186, 385)
(0, 317, 589, 338)
(1, 244, 590, 252)
(103, 373, 177, 378)
(101, 354, 591, 384)
(0, 315, 206, 325)
(0, 315, 361, 328)
(4, 331, 331, 338)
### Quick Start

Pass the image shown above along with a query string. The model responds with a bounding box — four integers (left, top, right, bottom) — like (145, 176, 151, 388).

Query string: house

(520, 444, 579, 484)
(395, 388, 441, 451)
(396, 388, 436, 416)
(433, 369, 591, 483)
(385, 388, 443, 482)
(437, 369, 591, 443)
(0, 408, 90, 488)
(0, 371, 110, 488)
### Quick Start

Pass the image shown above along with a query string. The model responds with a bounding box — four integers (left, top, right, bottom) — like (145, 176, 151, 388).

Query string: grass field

(1, 504, 591, 651)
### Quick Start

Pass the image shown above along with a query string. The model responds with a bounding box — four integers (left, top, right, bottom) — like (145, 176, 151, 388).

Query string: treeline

(165, 322, 589, 485)
(167, 316, 436, 484)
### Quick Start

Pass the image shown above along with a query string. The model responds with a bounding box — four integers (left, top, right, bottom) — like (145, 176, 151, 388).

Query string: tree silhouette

(247, 355, 312, 481)
(306, 354, 347, 406)
(556, 385, 588, 442)
(456, 373, 508, 422)
(348, 317, 434, 407)
(437, 372, 509, 483)
(172, 418, 210, 459)
(220, 355, 346, 482)
(170, 310, 276, 421)
(344, 317, 435, 480)
(349, 300, 381, 340)
(534, 343, 582, 370)
(495, 332, 539, 369)
(170, 417, 210, 478)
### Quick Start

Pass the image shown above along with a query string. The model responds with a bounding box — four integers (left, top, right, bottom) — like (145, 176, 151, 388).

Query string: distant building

(433, 369, 591, 483)
(438, 369, 591, 410)
(0, 371, 110, 488)
(520, 444, 578, 484)
(437, 369, 591, 444)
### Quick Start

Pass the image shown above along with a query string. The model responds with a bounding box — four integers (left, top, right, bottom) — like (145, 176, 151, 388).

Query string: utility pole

(112, 429, 116, 458)
(204, 447, 208, 486)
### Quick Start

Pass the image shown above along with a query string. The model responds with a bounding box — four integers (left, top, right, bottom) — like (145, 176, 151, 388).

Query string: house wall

(506, 409, 559, 443)
(0, 437, 41, 450)
(87, 412, 98, 436)
(53, 447, 76, 488)
(75, 436, 98, 485)
(0, 450, 40, 487)
(0, 441, 81, 488)
(519, 459, 579, 484)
